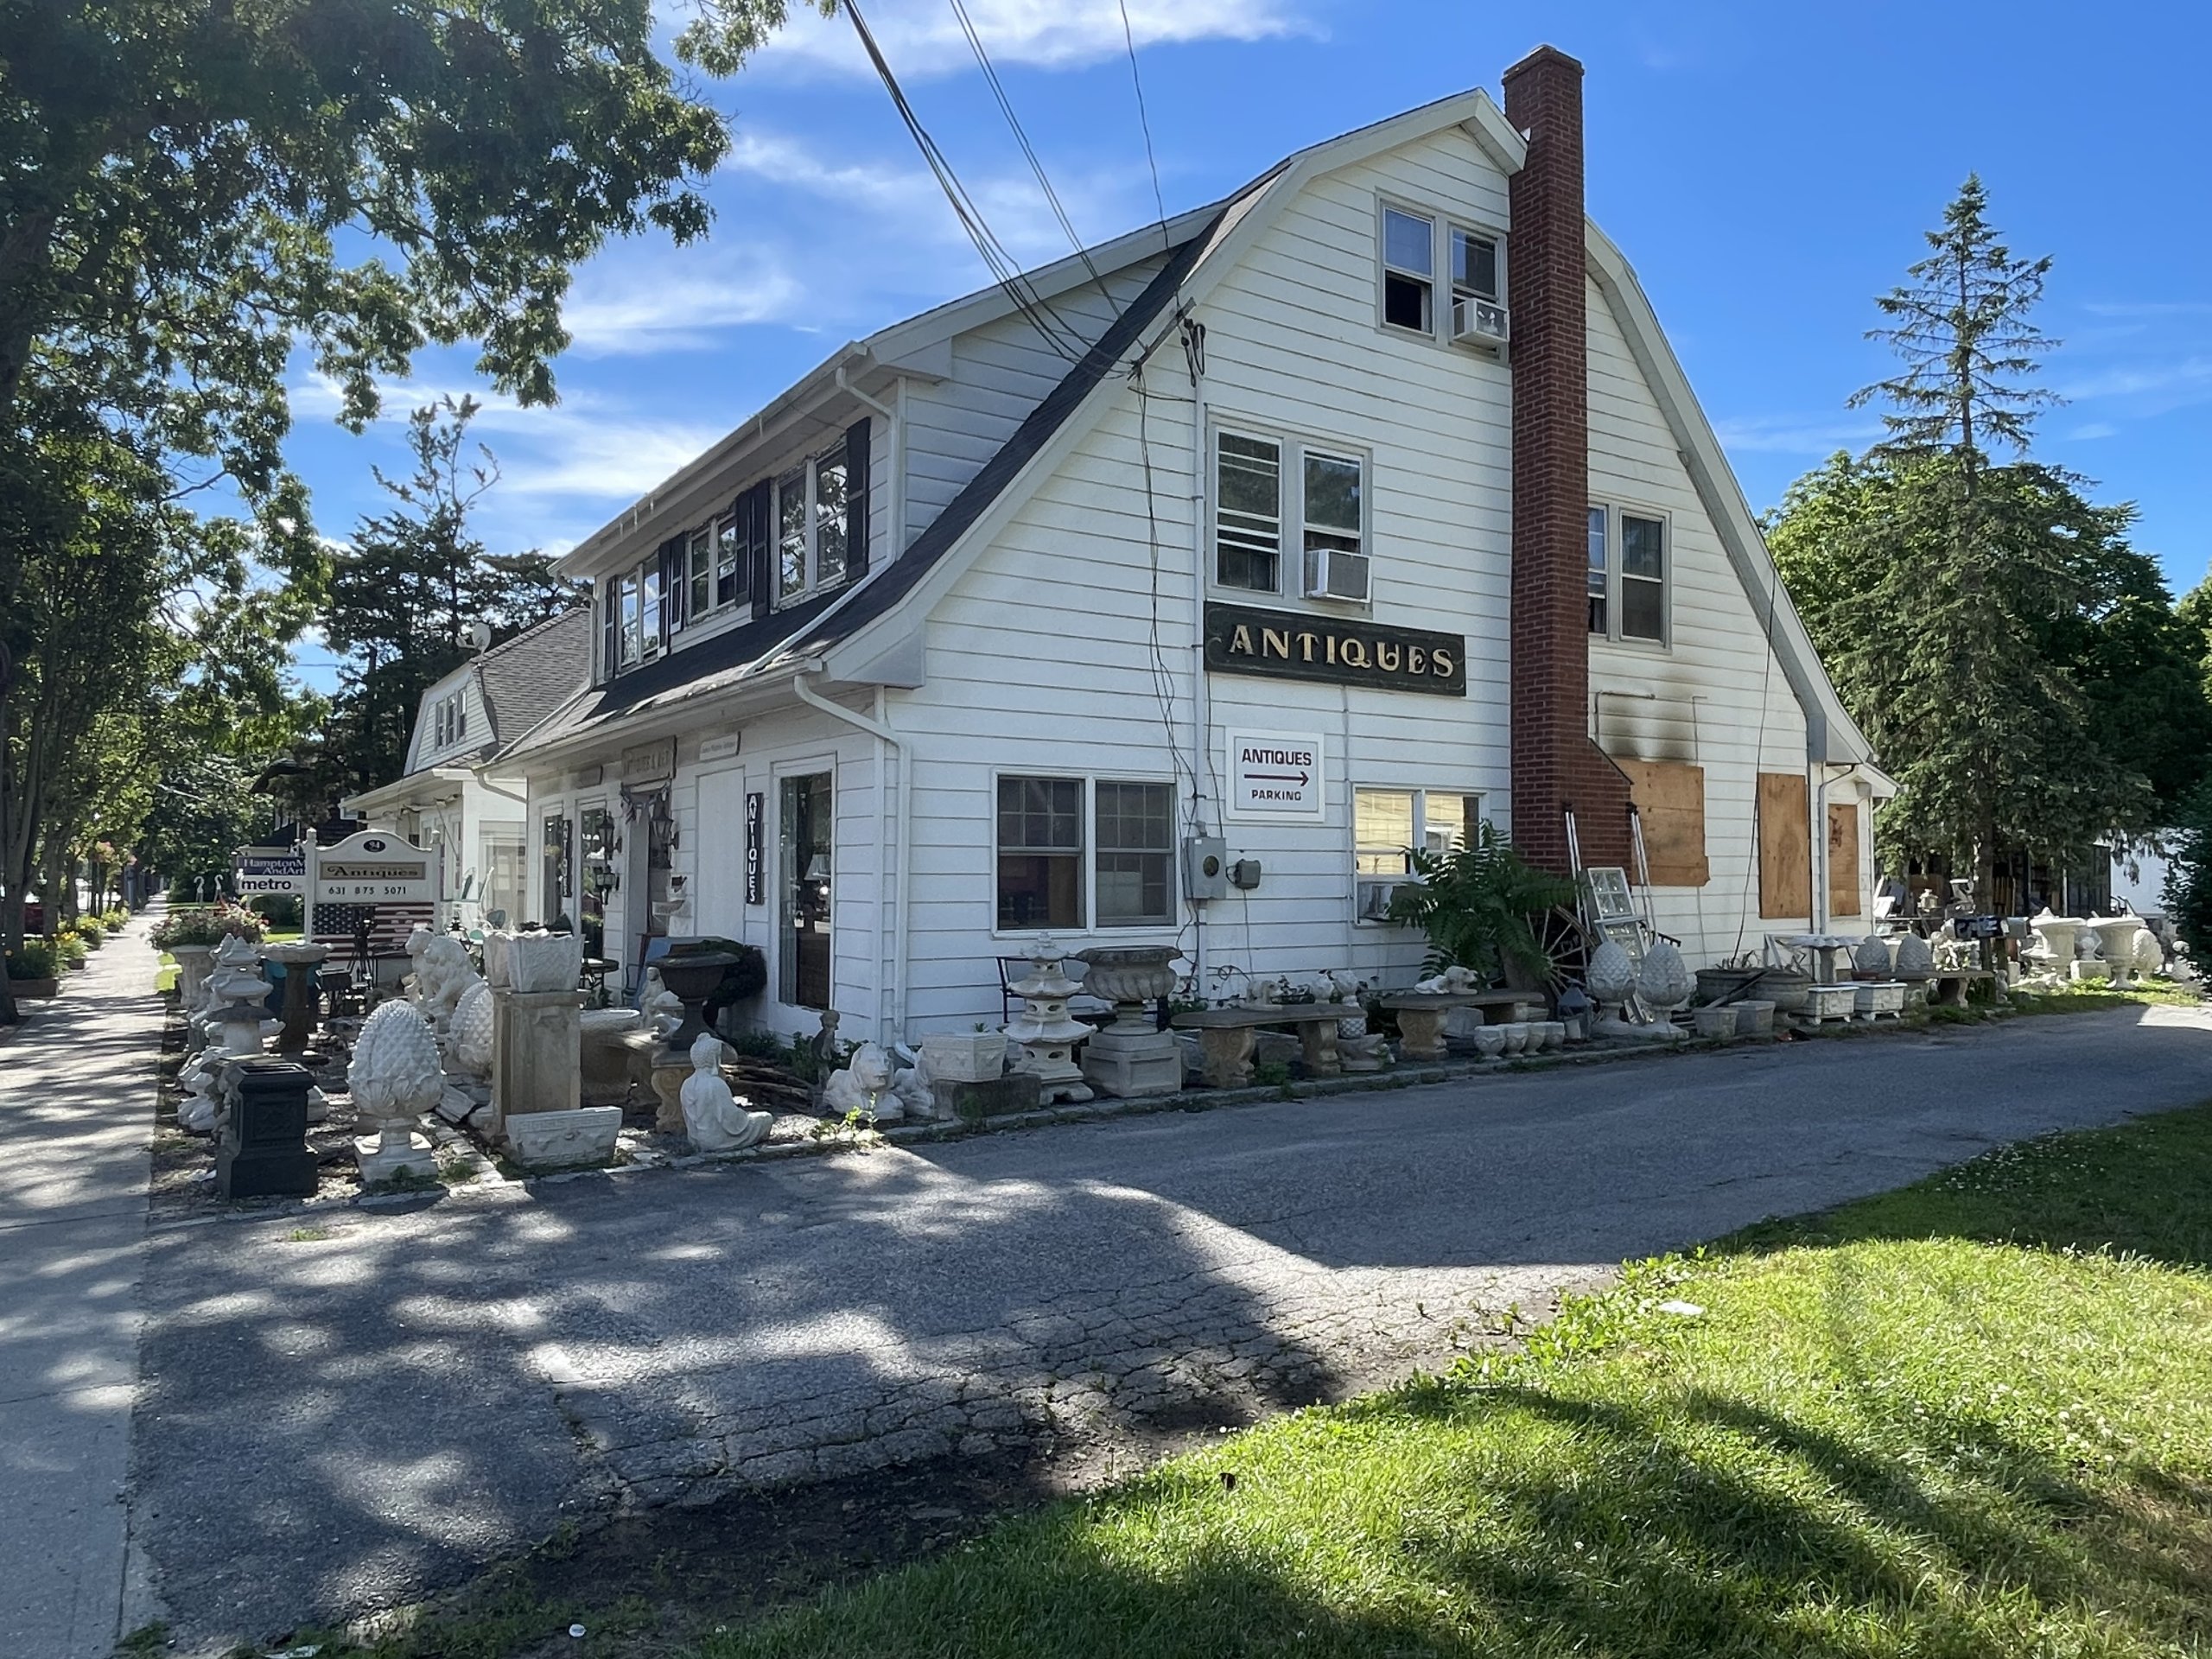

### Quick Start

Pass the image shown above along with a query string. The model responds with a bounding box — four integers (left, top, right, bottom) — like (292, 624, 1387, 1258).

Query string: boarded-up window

(1616, 760, 1709, 887)
(1828, 802, 1862, 918)
(1758, 772, 1810, 918)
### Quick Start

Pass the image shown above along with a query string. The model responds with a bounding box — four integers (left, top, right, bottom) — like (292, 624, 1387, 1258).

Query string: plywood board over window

(1758, 772, 1811, 918)
(1616, 760, 1709, 887)
(1828, 801, 1862, 918)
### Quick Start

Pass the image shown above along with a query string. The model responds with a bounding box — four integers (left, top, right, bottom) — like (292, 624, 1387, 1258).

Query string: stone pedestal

(355, 1128, 438, 1185)
(650, 1054, 690, 1134)
(932, 1071, 1043, 1122)
(215, 1058, 320, 1198)
(1074, 946, 1181, 1098)
(261, 942, 332, 1055)
(490, 988, 583, 1142)
(1395, 1006, 1448, 1061)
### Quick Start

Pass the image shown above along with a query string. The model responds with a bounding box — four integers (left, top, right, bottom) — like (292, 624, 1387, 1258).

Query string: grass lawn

(688, 1107, 2212, 1659)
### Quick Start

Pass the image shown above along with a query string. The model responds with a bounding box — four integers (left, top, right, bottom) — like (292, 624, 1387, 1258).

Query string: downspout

(1185, 332, 1211, 991)
(793, 667, 909, 1044)
(1810, 762, 1829, 934)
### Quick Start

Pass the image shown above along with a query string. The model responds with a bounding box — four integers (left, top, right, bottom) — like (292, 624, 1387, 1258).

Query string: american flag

(312, 902, 435, 955)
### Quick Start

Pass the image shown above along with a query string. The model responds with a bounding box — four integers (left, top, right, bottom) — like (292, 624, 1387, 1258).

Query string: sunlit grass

(702, 1109, 2212, 1659)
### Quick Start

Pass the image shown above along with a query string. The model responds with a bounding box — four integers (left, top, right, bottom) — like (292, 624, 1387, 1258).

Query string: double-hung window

(685, 524, 714, 620)
(1382, 207, 1435, 333)
(995, 775, 1176, 931)
(1587, 505, 1668, 645)
(715, 512, 746, 607)
(1354, 788, 1483, 920)
(1213, 428, 1366, 601)
(777, 440, 850, 604)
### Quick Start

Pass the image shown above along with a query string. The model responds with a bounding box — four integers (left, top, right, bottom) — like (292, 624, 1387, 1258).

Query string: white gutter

(792, 668, 910, 1043)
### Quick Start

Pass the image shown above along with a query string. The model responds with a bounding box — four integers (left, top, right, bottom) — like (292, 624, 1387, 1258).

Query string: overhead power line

(945, 0, 1117, 318)
(843, 0, 1086, 362)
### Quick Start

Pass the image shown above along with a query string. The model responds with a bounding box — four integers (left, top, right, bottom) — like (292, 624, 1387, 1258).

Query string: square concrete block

(934, 1071, 1043, 1122)
(506, 1105, 622, 1171)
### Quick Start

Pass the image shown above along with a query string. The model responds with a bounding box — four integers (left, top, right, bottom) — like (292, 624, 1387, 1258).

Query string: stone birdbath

(1072, 944, 1181, 1097)
(653, 948, 739, 1057)
(260, 941, 332, 1055)
(2087, 914, 2146, 989)
(2029, 910, 2086, 979)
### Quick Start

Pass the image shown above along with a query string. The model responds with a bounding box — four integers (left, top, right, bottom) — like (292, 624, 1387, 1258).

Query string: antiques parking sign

(1225, 730, 1325, 821)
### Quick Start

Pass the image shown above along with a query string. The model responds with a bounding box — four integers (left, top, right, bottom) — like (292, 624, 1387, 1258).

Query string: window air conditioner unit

(1452, 296, 1510, 345)
(1357, 879, 1402, 921)
(1303, 545, 1371, 603)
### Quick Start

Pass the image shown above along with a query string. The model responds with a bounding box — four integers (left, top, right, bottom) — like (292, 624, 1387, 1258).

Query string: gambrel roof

(505, 87, 1874, 771)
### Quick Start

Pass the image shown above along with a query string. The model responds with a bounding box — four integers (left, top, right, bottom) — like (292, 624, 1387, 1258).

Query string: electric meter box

(1182, 836, 1229, 901)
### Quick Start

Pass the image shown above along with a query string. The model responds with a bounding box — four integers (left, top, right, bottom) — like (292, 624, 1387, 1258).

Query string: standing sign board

(309, 831, 438, 953)
(1224, 730, 1325, 822)
(232, 847, 306, 897)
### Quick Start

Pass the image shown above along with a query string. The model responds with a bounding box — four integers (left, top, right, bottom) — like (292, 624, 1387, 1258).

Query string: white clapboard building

(497, 47, 1891, 1042)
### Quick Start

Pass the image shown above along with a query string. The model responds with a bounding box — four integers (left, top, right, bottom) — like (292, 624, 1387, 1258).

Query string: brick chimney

(1502, 45, 1634, 875)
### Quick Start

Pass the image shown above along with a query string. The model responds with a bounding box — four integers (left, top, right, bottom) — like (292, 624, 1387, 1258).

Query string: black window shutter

(843, 416, 871, 581)
(658, 536, 686, 639)
(742, 480, 773, 620)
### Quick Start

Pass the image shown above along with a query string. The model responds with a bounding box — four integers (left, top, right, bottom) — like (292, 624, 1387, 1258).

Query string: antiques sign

(312, 831, 435, 904)
(1204, 602, 1466, 696)
(1224, 730, 1325, 822)
(744, 791, 766, 906)
(231, 847, 306, 896)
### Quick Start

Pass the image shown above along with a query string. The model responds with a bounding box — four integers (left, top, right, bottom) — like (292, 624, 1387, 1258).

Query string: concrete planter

(8, 976, 60, 1000)
(1691, 1005, 1737, 1040)
(919, 1031, 1007, 1084)
(506, 1105, 621, 1171)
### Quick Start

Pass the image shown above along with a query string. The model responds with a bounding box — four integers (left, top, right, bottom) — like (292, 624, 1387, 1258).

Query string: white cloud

(2082, 300, 2212, 319)
(2058, 356, 2212, 403)
(2068, 421, 2120, 441)
(563, 257, 809, 355)
(1709, 413, 1881, 456)
(758, 0, 1309, 79)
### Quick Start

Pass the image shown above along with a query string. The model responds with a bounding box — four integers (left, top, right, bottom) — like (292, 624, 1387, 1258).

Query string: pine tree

(1805, 177, 2152, 908)
(318, 398, 584, 791)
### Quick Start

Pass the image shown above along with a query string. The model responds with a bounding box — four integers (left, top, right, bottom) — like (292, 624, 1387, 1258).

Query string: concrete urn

(679, 1031, 771, 1152)
(1853, 934, 1894, 979)
(485, 930, 582, 995)
(1636, 941, 1692, 1016)
(1586, 941, 1636, 1014)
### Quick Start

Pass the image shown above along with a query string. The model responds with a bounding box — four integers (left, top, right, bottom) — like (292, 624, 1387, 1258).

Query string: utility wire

(845, 0, 1086, 362)
(1117, 0, 1169, 241)
(946, 0, 1117, 318)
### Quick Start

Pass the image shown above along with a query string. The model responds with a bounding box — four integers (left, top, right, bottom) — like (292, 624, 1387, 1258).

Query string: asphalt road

(130, 1001, 2212, 1654)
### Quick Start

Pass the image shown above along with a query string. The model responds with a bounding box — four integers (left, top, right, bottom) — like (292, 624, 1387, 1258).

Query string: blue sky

(283, 0, 2212, 688)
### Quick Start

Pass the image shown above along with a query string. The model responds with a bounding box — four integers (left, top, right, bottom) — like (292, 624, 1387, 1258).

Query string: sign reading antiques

(230, 847, 306, 897)
(311, 831, 436, 904)
(744, 791, 766, 906)
(1204, 602, 1466, 696)
(1225, 730, 1325, 821)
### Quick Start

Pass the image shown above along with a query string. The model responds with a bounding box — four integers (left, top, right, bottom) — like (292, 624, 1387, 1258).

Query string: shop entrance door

(779, 772, 833, 1009)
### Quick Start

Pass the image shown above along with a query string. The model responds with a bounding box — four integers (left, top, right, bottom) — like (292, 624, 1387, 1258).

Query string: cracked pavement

(130, 1003, 2212, 1651)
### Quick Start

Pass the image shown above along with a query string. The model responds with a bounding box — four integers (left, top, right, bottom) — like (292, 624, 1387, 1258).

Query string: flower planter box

(918, 1031, 1007, 1084)
(1804, 984, 1858, 1024)
(8, 976, 60, 1000)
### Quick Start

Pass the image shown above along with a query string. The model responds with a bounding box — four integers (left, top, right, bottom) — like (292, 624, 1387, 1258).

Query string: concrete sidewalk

(0, 906, 164, 1659)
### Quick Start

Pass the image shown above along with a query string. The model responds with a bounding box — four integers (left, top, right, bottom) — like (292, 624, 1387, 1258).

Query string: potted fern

(1384, 822, 1574, 989)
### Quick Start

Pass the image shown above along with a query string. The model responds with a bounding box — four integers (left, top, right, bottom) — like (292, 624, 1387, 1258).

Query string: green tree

(317, 397, 583, 791)
(1773, 178, 2171, 906)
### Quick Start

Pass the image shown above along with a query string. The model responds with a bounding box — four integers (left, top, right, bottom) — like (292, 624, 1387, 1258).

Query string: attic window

(1382, 207, 1434, 333)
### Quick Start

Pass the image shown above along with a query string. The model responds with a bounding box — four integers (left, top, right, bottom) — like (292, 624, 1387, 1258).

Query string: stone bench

(1377, 991, 1534, 1061)
(1170, 1006, 1350, 1089)
(1929, 969, 1999, 1008)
